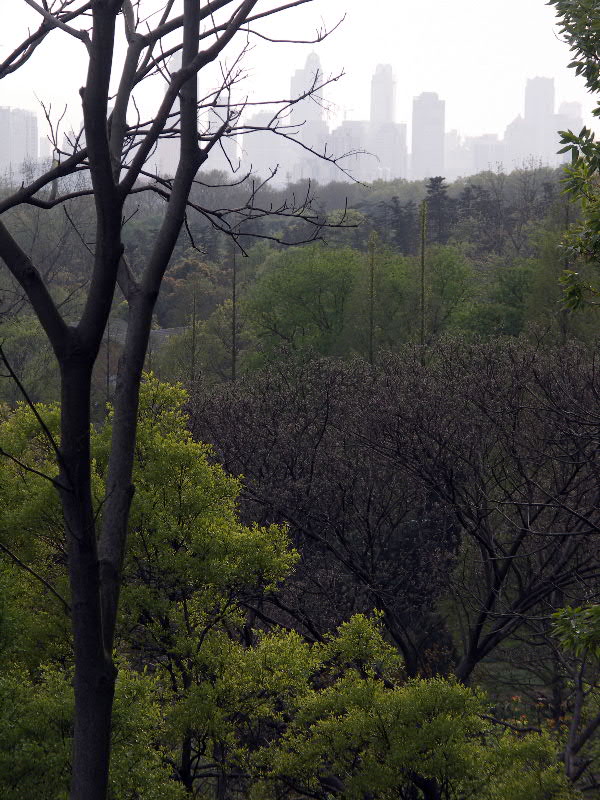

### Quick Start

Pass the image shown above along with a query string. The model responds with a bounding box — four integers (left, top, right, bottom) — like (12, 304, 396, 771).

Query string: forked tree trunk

(0, 2, 292, 798)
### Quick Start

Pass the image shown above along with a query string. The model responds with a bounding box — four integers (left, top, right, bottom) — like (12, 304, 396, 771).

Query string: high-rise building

(153, 52, 182, 176)
(370, 64, 396, 128)
(368, 65, 407, 180)
(288, 53, 329, 181)
(369, 122, 407, 180)
(241, 110, 294, 185)
(411, 92, 445, 179)
(466, 134, 504, 174)
(0, 108, 38, 175)
(556, 101, 583, 137)
(445, 130, 473, 179)
(525, 77, 555, 121)
(290, 52, 325, 128)
(502, 78, 579, 169)
(555, 101, 584, 166)
(329, 120, 372, 183)
(524, 77, 556, 166)
(503, 114, 530, 168)
(39, 135, 52, 162)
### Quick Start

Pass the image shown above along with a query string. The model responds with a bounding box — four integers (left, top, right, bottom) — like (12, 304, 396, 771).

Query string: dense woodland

(1, 164, 597, 403)
(1, 162, 600, 799)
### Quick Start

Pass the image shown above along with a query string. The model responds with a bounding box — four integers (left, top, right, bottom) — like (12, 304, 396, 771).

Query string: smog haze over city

(0, 0, 597, 184)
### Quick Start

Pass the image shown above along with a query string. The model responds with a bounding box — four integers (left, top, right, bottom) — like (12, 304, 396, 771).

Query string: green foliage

(0, 375, 295, 799)
(0, 665, 73, 800)
(243, 242, 476, 363)
(0, 315, 59, 404)
(246, 244, 363, 358)
(553, 605, 600, 659)
(254, 676, 574, 800)
(548, 0, 600, 303)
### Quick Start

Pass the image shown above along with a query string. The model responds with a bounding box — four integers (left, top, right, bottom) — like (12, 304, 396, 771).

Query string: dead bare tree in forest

(370, 340, 600, 683)
(192, 341, 600, 692)
(0, 2, 343, 798)
(190, 357, 459, 677)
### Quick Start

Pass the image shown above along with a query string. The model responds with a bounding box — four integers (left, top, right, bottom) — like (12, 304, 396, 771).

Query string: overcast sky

(1, 0, 596, 139)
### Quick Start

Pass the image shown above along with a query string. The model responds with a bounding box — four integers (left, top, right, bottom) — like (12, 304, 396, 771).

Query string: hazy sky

(0, 0, 596, 139)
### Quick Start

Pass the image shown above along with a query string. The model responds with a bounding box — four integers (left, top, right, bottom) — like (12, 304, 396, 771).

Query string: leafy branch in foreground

(550, 0, 600, 307)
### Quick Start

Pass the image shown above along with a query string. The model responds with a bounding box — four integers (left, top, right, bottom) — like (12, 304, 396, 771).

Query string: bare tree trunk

(60, 359, 117, 800)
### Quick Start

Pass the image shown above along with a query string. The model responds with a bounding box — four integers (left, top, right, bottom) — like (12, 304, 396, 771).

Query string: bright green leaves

(0, 665, 73, 800)
(559, 268, 600, 308)
(550, 1, 600, 96)
(109, 669, 187, 800)
(320, 612, 401, 678)
(255, 676, 573, 800)
(548, 1, 600, 302)
(553, 605, 600, 658)
(0, 374, 296, 799)
(245, 244, 363, 358)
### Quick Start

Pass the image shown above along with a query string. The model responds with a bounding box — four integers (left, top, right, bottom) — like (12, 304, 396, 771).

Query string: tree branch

(0, 540, 71, 614)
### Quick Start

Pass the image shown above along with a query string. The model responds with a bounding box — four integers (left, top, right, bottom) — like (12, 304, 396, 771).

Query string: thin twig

(0, 540, 71, 614)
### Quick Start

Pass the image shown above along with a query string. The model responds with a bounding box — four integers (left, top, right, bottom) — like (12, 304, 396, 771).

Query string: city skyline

(0, 56, 586, 186)
(240, 55, 584, 185)
(1, 1, 597, 144)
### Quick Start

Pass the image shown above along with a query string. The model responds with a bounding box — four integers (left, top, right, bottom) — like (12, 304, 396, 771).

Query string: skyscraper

(503, 77, 573, 169)
(370, 64, 396, 128)
(289, 53, 329, 181)
(241, 110, 293, 185)
(525, 77, 555, 121)
(330, 119, 372, 183)
(524, 77, 556, 165)
(0, 107, 11, 173)
(411, 92, 445, 179)
(290, 52, 325, 129)
(556, 101, 583, 137)
(0, 107, 38, 175)
(368, 65, 407, 180)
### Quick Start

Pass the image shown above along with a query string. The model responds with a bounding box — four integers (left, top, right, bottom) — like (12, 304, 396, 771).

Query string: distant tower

(411, 92, 445, 179)
(289, 53, 329, 182)
(555, 101, 584, 166)
(290, 52, 324, 127)
(525, 77, 556, 165)
(370, 64, 396, 128)
(525, 77, 555, 121)
(1, 109, 38, 173)
(367, 65, 406, 180)
(558, 100, 582, 123)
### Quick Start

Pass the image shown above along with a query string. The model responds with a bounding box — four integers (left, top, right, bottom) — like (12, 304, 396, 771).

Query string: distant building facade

(370, 64, 395, 128)
(368, 64, 407, 180)
(0, 107, 38, 175)
(411, 92, 445, 179)
(502, 78, 583, 170)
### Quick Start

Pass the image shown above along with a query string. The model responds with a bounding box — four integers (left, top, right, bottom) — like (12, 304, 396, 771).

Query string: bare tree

(370, 339, 600, 682)
(0, 2, 343, 798)
(192, 340, 600, 689)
